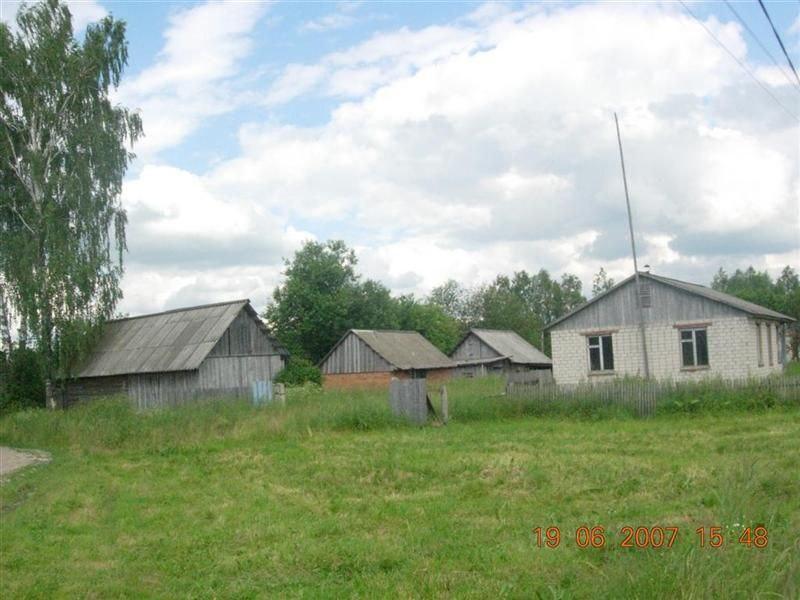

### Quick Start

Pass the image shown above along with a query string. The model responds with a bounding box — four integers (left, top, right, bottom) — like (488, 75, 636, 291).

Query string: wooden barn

(450, 328, 552, 377)
(62, 299, 287, 408)
(319, 329, 455, 389)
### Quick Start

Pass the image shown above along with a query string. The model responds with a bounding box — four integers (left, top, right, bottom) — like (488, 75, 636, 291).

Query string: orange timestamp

(532, 525, 769, 549)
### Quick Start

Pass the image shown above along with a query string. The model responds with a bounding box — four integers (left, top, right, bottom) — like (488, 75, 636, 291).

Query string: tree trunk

(18, 314, 28, 350)
(0, 283, 13, 359)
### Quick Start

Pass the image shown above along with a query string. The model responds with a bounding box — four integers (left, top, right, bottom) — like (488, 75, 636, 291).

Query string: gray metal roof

(350, 329, 456, 370)
(544, 272, 795, 331)
(466, 329, 552, 365)
(78, 299, 250, 377)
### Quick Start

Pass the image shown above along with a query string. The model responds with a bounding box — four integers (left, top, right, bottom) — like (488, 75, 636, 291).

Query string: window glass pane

(695, 329, 708, 366)
(601, 335, 614, 371)
(766, 325, 773, 366)
(680, 330, 692, 341)
(682, 340, 695, 367)
(588, 336, 599, 347)
(589, 346, 601, 371)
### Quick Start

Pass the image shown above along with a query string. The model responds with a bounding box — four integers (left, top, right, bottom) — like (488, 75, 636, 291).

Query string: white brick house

(545, 272, 795, 385)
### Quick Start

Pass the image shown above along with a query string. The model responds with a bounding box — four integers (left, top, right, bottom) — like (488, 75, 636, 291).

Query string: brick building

(319, 329, 455, 389)
(544, 272, 794, 385)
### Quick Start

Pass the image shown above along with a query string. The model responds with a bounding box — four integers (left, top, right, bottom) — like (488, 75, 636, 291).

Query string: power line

(756, 0, 800, 88)
(723, 0, 800, 94)
(678, 0, 799, 122)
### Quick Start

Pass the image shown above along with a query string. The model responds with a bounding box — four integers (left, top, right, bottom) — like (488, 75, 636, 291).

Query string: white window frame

(680, 327, 709, 368)
(587, 334, 614, 372)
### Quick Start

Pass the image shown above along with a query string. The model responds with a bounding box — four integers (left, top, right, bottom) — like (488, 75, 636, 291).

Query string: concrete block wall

(551, 316, 784, 385)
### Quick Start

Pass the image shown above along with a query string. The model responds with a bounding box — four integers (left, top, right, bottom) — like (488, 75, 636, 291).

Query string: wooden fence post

(275, 383, 286, 406)
(440, 385, 449, 424)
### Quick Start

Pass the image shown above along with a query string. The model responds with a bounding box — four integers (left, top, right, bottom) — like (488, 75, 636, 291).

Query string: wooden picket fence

(505, 375, 800, 417)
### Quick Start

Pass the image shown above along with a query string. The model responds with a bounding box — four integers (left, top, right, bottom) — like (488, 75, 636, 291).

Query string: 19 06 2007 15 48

(532, 525, 769, 549)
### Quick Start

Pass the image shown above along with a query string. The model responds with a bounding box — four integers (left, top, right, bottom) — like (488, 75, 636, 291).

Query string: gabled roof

(457, 329, 552, 365)
(322, 329, 456, 371)
(544, 272, 795, 331)
(77, 299, 275, 378)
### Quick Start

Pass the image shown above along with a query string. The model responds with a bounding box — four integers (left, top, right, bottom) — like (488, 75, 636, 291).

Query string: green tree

(0, 0, 142, 402)
(558, 273, 586, 314)
(395, 295, 462, 353)
(712, 265, 800, 361)
(265, 240, 360, 362)
(428, 279, 479, 326)
(592, 267, 615, 297)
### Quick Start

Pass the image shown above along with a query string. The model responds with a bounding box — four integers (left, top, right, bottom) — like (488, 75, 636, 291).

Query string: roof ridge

(352, 329, 425, 335)
(109, 299, 250, 323)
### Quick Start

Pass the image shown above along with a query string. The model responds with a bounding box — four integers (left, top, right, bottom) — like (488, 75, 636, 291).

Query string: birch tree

(0, 0, 142, 400)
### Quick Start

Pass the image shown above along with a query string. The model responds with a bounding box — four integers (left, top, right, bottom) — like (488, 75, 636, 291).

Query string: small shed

(319, 329, 455, 389)
(450, 328, 552, 377)
(62, 299, 287, 408)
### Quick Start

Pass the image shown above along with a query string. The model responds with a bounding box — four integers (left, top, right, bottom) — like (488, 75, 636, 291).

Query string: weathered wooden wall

(321, 332, 393, 374)
(450, 333, 501, 362)
(63, 375, 127, 407)
(549, 278, 743, 331)
(197, 355, 283, 395)
(209, 309, 282, 356)
(128, 371, 199, 409)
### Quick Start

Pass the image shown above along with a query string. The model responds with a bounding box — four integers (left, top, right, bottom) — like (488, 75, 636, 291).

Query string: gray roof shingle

(466, 329, 552, 365)
(77, 300, 250, 377)
(349, 330, 455, 370)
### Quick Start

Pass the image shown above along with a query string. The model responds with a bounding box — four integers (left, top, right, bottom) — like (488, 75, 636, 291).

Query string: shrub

(0, 348, 46, 412)
(275, 357, 322, 386)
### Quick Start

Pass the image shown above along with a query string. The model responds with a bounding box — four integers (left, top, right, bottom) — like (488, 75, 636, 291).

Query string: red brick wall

(323, 371, 396, 390)
(426, 368, 452, 384)
(323, 368, 452, 390)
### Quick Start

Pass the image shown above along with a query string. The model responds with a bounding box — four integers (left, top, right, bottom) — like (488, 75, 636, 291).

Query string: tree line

(263, 240, 800, 368)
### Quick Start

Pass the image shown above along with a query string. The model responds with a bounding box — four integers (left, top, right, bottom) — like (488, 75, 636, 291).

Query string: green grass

(785, 361, 800, 377)
(1, 380, 799, 598)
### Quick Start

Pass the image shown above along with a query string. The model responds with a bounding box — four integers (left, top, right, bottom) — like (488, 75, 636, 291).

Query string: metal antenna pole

(614, 113, 650, 378)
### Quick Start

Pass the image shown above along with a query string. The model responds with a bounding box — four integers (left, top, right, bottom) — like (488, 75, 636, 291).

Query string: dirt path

(0, 447, 50, 480)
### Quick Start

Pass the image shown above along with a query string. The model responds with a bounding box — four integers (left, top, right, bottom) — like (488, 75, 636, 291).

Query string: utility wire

(678, 0, 799, 122)
(724, 0, 800, 94)
(756, 0, 800, 88)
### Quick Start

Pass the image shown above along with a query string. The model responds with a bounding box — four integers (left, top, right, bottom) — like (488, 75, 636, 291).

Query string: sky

(2, 0, 799, 316)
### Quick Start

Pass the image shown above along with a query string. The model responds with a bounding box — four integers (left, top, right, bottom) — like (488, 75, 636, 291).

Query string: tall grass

(1, 373, 797, 453)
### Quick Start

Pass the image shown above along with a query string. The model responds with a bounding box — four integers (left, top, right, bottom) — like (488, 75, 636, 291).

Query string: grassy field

(1, 378, 799, 598)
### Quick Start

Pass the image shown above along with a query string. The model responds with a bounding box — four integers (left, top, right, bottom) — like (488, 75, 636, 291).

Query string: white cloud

(301, 13, 355, 33)
(117, 0, 269, 156)
(120, 2, 799, 312)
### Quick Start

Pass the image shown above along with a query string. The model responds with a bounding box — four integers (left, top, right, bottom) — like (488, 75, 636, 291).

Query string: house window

(588, 335, 614, 372)
(766, 324, 773, 366)
(756, 323, 764, 367)
(680, 328, 709, 368)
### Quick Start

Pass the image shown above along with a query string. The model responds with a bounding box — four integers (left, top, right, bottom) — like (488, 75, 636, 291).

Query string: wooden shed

(450, 328, 552, 377)
(62, 299, 287, 408)
(319, 329, 455, 389)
